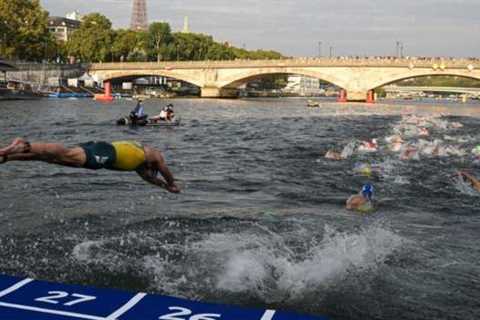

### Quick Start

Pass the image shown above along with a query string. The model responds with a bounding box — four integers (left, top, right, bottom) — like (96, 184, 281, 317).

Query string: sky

(41, 0, 480, 58)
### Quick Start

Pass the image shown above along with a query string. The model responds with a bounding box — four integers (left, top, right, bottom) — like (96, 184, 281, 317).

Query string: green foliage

(375, 87, 386, 98)
(112, 29, 149, 61)
(170, 32, 283, 61)
(230, 47, 283, 60)
(172, 32, 230, 60)
(397, 76, 480, 88)
(66, 13, 114, 62)
(0, 0, 55, 61)
(148, 22, 173, 62)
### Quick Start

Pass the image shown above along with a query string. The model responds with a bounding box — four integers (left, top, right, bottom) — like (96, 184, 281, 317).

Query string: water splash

(197, 222, 405, 302)
(70, 221, 405, 303)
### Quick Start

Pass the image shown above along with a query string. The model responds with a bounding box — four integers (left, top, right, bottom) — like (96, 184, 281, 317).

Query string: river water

(0, 97, 479, 320)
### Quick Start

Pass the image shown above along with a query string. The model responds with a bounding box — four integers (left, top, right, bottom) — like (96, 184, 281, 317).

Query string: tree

(0, 0, 55, 61)
(66, 13, 114, 62)
(148, 22, 172, 62)
(129, 31, 149, 61)
(112, 29, 141, 61)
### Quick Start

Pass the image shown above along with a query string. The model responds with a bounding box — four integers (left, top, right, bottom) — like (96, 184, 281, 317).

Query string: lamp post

(318, 41, 322, 58)
(329, 46, 334, 58)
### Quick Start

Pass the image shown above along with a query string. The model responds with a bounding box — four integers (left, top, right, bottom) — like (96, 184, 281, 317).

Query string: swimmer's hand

(167, 183, 181, 193)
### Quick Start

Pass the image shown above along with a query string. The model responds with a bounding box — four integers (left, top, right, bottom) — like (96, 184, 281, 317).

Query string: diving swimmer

(0, 138, 180, 193)
(346, 184, 375, 213)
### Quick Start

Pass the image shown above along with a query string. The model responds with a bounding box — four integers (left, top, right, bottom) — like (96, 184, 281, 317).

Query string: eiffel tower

(130, 0, 148, 31)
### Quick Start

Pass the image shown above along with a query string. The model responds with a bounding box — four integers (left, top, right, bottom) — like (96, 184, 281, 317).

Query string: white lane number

(159, 306, 221, 320)
(35, 291, 97, 306)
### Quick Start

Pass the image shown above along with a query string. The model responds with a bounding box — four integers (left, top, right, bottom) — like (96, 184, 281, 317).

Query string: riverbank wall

(6, 63, 87, 87)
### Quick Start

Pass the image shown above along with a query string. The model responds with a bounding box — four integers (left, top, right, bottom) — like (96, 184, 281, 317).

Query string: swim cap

(361, 184, 374, 201)
(354, 163, 372, 176)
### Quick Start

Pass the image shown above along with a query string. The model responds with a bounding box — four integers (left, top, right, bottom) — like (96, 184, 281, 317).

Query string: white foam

(70, 223, 405, 302)
(72, 240, 105, 263)
(197, 223, 405, 301)
(341, 141, 356, 159)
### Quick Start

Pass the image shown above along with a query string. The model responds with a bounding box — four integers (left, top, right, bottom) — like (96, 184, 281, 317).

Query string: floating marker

(0, 274, 328, 320)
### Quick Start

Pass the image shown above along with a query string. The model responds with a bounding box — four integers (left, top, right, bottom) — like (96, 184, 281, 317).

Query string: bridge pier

(366, 90, 375, 104)
(337, 89, 347, 102)
(345, 90, 370, 102)
(201, 86, 238, 98)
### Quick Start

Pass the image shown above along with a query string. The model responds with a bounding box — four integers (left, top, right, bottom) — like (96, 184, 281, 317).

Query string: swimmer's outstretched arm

(136, 149, 180, 193)
(136, 166, 167, 188)
(136, 167, 180, 193)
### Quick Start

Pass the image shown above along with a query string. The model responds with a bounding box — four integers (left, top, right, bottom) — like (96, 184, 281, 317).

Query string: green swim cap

(354, 163, 372, 176)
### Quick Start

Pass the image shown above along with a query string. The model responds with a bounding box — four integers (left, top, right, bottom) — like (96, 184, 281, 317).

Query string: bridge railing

(91, 57, 480, 70)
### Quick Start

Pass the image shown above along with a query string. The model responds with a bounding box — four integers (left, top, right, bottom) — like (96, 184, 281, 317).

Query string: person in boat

(346, 184, 375, 213)
(166, 104, 175, 121)
(150, 104, 175, 123)
(130, 99, 148, 125)
(457, 171, 480, 192)
(0, 138, 180, 193)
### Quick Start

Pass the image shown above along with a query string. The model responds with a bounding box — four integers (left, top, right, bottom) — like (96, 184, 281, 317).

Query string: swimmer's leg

(1, 140, 86, 168)
(0, 138, 31, 155)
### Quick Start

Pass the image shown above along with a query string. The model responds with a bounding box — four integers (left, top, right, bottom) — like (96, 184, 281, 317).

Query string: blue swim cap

(361, 184, 374, 201)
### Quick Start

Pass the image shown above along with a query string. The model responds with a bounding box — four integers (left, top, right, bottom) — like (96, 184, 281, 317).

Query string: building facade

(284, 75, 322, 96)
(48, 13, 81, 42)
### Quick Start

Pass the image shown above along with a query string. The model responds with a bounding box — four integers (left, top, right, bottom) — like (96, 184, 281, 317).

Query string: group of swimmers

(329, 114, 480, 212)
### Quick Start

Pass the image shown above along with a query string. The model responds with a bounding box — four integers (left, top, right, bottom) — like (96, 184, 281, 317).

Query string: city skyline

(41, 0, 480, 58)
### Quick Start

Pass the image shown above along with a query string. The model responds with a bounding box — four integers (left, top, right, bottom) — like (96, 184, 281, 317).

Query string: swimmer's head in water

(361, 183, 374, 201)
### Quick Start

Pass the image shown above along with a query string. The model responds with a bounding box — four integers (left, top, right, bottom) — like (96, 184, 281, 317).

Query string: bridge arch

(216, 68, 345, 90)
(369, 70, 480, 91)
(97, 70, 204, 88)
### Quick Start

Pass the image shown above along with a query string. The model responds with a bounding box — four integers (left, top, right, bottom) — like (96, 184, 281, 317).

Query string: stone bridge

(89, 58, 480, 102)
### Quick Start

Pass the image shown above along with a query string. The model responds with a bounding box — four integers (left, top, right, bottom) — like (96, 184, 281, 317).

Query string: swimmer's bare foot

(0, 138, 31, 156)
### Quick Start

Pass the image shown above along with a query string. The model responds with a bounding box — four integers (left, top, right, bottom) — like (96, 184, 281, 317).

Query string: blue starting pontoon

(0, 274, 328, 320)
